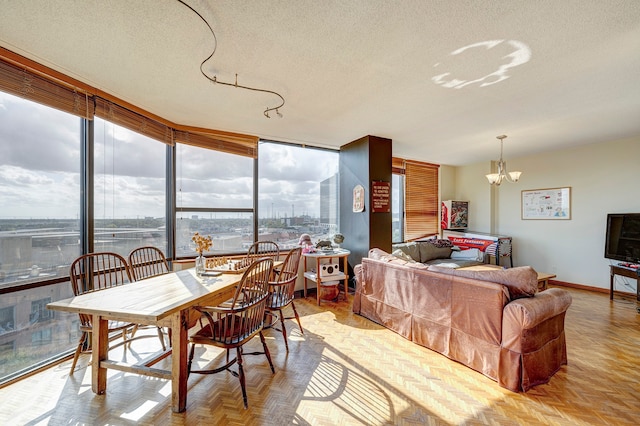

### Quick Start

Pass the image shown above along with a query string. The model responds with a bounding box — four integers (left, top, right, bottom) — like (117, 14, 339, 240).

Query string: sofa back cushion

(392, 240, 453, 263)
(427, 265, 538, 300)
(391, 242, 421, 262)
(419, 242, 453, 263)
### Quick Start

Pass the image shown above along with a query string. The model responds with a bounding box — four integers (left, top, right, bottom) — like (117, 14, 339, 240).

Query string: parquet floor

(1, 286, 639, 425)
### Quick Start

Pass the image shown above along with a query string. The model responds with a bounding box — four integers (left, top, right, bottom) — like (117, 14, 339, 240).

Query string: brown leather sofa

(353, 248, 572, 392)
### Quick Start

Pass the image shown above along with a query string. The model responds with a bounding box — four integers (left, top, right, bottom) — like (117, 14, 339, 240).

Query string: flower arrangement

(192, 232, 213, 254)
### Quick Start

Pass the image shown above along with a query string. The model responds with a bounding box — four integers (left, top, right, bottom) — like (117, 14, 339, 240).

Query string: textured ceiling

(0, 0, 639, 165)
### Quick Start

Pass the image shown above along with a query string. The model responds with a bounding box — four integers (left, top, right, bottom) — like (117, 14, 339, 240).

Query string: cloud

(0, 91, 340, 219)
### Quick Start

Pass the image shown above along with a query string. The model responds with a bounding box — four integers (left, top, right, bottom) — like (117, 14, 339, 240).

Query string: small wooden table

(302, 249, 350, 305)
(47, 269, 243, 413)
(536, 272, 556, 291)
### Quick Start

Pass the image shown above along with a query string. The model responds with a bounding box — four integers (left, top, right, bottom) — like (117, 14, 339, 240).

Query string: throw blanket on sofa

(353, 248, 572, 392)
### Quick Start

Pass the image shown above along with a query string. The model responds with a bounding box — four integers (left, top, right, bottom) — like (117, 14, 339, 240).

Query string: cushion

(418, 241, 452, 262)
(368, 248, 411, 265)
(391, 249, 417, 263)
(450, 248, 484, 262)
(427, 265, 539, 300)
(391, 242, 421, 262)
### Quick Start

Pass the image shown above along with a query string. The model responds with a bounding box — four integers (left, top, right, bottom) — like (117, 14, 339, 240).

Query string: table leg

(610, 269, 614, 300)
(316, 258, 321, 306)
(171, 310, 189, 413)
(342, 255, 348, 302)
(303, 256, 308, 298)
(92, 315, 108, 395)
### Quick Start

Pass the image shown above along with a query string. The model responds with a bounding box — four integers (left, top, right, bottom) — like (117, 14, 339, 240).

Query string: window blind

(173, 129, 258, 158)
(0, 55, 93, 119)
(94, 97, 173, 145)
(402, 159, 440, 241)
(0, 48, 258, 156)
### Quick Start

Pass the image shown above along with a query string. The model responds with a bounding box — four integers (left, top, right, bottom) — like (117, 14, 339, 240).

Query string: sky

(0, 91, 339, 220)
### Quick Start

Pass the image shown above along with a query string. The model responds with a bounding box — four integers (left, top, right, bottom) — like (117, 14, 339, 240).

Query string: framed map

(521, 187, 571, 220)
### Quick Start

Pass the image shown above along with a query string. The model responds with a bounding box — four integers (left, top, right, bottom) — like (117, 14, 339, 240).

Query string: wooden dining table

(47, 268, 247, 413)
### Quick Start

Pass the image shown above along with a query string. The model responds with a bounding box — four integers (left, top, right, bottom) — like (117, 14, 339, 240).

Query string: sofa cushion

(391, 242, 421, 262)
(369, 248, 412, 265)
(418, 241, 453, 262)
(391, 249, 417, 263)
(427, 265, 538, 300)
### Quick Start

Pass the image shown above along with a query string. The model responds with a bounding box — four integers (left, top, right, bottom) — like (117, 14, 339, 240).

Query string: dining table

(47, 267, 251, 413)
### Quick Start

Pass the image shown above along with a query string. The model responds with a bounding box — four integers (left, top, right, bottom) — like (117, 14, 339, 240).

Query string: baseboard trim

(550, 279, 637, 299)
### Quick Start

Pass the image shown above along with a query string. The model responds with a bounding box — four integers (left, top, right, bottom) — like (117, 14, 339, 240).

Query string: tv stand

(609, 264, 640, 301)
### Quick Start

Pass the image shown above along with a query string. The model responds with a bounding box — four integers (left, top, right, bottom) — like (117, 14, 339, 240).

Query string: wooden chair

(128, 246, 171, 350)
(68, 252, 137, 375)
(187, 257, 275, 409)
(246, 240, 280, 263)
(264, 247, 303, 350)
(128, 246, 170, 281)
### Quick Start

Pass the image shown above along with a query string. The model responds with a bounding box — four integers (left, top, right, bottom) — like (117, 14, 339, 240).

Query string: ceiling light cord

(176, 0, 285, 118)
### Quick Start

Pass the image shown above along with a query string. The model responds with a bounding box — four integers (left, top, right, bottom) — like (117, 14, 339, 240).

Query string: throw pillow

(391, 249, 417, 263)
(391, 242, 421, 262)
(427, 265, 538, 300)
(419, 242, 453, 262)
(368, 248, 411, 265)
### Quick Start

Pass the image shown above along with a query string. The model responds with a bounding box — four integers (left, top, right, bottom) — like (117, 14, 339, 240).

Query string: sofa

(392, 239, 486, 269)
(353, 248, 572, 392)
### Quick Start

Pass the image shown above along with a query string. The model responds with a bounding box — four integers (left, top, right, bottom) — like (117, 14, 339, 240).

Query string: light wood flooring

(1, 286, 639, 425)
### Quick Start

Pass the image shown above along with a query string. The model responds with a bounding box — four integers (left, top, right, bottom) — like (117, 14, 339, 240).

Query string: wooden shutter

(403, 160, 440, 241)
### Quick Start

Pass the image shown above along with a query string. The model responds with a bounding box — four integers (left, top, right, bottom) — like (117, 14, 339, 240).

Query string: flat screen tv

(605, 213, 640, 264)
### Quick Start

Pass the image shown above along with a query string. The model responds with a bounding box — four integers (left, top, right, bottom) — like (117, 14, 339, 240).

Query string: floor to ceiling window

(93, 117, 167, 257)
(392, 173, 404, 243)
(175, 143, 254, 257)
(257, 141, 340, 249)
(0, 52, 343, 385)
(0, 91, 81, 381)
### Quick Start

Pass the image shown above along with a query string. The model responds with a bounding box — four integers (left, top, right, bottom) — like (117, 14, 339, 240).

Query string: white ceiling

(0, 0, 639, 166)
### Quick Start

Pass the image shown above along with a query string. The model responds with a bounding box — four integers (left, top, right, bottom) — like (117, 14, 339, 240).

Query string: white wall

(451, 136, 640, 290)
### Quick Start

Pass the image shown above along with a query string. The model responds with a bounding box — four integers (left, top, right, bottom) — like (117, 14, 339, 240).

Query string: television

(604, 213, 640, 264)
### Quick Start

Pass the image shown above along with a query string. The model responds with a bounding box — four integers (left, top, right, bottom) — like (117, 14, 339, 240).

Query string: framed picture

(521, 187, 571, 220)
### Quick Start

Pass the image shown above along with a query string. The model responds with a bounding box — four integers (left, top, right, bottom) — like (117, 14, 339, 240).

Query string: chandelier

(485, 135, 522, 185)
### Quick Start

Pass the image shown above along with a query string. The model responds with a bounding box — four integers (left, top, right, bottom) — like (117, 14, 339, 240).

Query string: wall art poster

(353, 184, 365, 212)
(521, 187, 571, 220)
(371, 181, 390, 213)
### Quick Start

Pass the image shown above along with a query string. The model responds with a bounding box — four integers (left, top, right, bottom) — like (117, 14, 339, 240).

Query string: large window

(258, 142, 339, 249)
(0, 92, 81, 285)
(175, 144, 254, 257)
(94, 117, 167, 257)
(0, 91, 80, 382)
(0, 53, 343, 385)
(392, 173, 404, 243)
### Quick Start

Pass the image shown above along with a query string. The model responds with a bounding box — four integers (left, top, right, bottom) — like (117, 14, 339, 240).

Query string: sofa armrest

(502, 288, 572, 352)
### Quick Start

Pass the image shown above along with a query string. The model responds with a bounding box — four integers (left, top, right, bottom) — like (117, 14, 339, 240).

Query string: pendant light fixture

(485, 135, 522, 185)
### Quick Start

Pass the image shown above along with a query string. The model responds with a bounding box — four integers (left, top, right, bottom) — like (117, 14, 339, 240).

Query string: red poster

(371, 181, 390, 213)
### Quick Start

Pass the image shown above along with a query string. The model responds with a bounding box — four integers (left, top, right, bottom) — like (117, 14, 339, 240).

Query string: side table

(609, 264, 640, 301)
(302, 249, 350, 305)
(536, 272, 556, 291)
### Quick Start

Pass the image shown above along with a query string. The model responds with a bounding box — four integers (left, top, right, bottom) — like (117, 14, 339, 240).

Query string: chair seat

(190, 314, 260, 347)
(267, 294, 294, 310)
